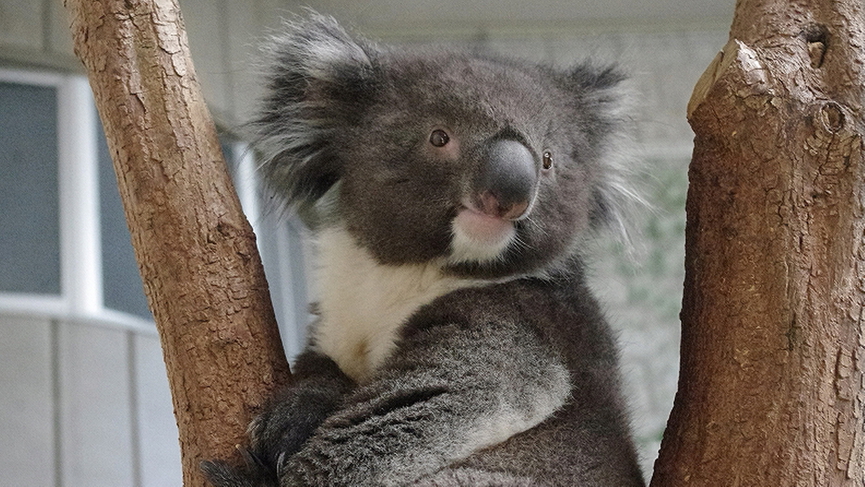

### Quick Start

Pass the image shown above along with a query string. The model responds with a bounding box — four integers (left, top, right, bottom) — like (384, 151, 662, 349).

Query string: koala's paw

(244, 391, 325, 469)
(245, 373, 350, 469)
(203, 353, 352, 487)
(200, 448, 280, 487)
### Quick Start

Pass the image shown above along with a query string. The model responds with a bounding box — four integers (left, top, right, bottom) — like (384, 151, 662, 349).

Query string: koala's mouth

(448, 205, 517, 264)
(456, 205, 515, 243)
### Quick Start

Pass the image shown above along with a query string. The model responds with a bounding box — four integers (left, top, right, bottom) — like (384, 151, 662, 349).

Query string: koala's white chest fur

(311, 226, 475, 383)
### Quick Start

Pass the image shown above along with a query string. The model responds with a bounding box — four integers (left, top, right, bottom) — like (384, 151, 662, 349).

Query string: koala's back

(399, 263, 644, 486)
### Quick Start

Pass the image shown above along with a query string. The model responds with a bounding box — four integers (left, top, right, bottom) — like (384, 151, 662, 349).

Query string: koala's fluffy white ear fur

(266, 14, 374, 82)
(203, 13, 646, 487)
(251, 14, 381, 216)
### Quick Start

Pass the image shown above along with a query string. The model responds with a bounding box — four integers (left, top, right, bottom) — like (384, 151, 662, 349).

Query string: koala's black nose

(474, 139, 537, 220)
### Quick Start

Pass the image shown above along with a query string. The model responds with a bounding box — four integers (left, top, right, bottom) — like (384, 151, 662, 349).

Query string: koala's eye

(429, 129, 450, 147)
(542, 151, 554, 170)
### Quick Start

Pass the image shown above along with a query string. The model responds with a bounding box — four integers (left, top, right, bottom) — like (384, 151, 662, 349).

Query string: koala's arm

(202, 350, 354, 487)
(248, 350, 355, 466)
(280, 319, 571, 486)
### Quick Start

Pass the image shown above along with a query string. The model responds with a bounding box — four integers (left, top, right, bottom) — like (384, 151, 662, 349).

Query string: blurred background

(0, 0, 732, 484)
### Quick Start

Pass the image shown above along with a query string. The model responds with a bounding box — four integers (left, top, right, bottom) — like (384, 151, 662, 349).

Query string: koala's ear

(252, 13, 381, 213)
(560, 64, 629, 136)
(558, 64, 640, 237)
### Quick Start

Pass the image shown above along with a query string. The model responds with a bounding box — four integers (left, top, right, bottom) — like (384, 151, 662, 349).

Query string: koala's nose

(474, 139, 538, 220)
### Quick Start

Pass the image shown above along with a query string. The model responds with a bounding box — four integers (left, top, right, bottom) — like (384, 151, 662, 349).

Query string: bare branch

(63, 1, 292, 485)
(652, 2, 865, 485)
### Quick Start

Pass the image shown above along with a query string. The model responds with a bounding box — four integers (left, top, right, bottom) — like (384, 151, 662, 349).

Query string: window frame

(223, 139, 312, 360)
(0, 69, 151, 332)
(0, 67, 312, 353)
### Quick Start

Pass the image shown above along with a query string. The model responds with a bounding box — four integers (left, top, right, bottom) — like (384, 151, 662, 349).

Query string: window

(0, 80, 61, 295)
(0, 68, 312, 357)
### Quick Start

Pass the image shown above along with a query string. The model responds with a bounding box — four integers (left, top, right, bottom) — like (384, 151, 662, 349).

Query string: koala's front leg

(279, 319, 571, 486)
(248, 350, 355, 467)
(202, 350, 354, 487)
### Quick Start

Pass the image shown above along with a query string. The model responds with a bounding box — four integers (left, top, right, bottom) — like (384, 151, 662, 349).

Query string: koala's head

(254, 14, 634, 279)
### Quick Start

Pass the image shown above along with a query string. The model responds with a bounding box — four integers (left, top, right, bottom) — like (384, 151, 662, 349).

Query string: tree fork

(64, 1, 292, 486)
(652, 1, 865, 485)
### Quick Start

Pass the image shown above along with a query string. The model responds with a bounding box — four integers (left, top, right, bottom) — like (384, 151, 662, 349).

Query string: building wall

(0, 0, 733, 483)
(1, 314, 180, 486)
(0, 0, 300, 125)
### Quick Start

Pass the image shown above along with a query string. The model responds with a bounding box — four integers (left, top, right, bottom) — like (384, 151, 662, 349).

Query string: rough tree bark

(652, 1, 865, 486)
(64, 1, 292, 486)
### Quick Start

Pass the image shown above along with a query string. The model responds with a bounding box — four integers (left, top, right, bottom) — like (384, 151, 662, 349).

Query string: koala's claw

(238, 446, 269, 471)
(276, 451, 288, 478)
(200, 446, 279, 487)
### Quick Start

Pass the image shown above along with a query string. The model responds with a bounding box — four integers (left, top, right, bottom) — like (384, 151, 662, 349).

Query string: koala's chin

(449, 207, 518, 264)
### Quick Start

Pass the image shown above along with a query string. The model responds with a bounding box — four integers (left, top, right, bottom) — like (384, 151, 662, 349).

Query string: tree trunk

(652, 1, 865, 485)
(64, 1, 292, 486)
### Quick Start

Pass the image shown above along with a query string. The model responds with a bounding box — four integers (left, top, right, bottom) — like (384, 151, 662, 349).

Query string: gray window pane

(0, 82, 61, 294)
(98, 128, 153, 320)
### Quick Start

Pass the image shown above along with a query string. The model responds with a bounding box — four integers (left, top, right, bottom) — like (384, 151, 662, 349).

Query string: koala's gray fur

(202, 12, 645, 487)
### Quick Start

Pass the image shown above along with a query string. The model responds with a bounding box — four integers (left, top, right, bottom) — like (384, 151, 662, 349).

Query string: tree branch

(63, 1, 292, 485)
(652, 1, 865, 485)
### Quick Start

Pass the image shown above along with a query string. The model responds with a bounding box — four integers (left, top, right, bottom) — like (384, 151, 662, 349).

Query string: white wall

(0, 314, 181, 486)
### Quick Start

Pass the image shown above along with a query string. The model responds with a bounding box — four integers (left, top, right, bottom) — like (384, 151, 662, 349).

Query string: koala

(202, 13, 645, 487)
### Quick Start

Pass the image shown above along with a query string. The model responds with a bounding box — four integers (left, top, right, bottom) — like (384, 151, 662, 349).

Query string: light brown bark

(652, 1, 865, 485)
(63, 1, 291, 486)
